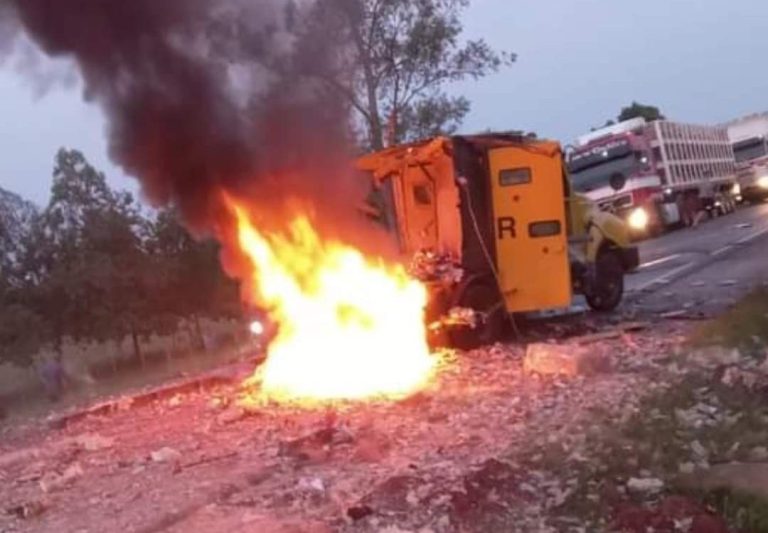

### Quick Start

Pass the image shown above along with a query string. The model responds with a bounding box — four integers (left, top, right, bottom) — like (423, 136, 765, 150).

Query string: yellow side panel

(489, 146, 571, 312)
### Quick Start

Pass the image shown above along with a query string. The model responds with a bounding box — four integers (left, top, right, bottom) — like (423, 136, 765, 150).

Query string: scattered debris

(0, 318, 741, 532)
(39, 462, 83, 493)
(297, 476, 326, 493)
(75, 433, 114, 452)
(168, 395, 183, 407)
(216, 407, 249, 425)
(626, 477, 664, 495)
(661, 309, 711, 321)
(523, 343, 610, 377)
(47, 370, 237, 429)
(150, 447, 182, 464)
(572, 322, 648, 344)
(409, 250, 463, 284)
(5, 499, 47, 520)
(347, 504, 374, 521)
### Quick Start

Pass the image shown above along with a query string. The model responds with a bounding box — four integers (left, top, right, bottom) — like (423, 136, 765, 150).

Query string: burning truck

(357, 134, 639, 348)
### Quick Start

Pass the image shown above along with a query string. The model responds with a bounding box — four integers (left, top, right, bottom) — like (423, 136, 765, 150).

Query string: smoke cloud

(2, 0, 359, 236)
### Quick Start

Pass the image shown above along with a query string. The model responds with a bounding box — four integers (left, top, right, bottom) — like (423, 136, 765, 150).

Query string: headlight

(758, 176, 768, 189)
(249, 320, 265, 336)
(628, 207, 649, 231)
(732, 183, 742, 196)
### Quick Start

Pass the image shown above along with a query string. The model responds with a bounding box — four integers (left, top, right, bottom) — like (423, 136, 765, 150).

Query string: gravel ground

(0, 317, 702, 533)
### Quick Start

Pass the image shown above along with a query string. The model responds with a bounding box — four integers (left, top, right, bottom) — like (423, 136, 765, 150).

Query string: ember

(227, 199, 437, 404)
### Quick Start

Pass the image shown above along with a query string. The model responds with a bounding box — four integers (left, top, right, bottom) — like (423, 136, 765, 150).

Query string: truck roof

(575, 118, 646, 147)
(724, 112, 768, 143)
(356, 133, 560, 180)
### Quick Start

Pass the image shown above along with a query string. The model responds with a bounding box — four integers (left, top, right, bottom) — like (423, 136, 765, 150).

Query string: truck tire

(450, 280, 507, 350)
(586, 250, 624, 312)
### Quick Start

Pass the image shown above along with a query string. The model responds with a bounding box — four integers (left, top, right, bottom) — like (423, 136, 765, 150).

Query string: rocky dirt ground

(1, 290, 767, 532)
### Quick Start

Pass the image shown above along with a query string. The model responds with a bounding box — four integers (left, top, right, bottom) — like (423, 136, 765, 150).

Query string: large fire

(227, 199, 436, 403)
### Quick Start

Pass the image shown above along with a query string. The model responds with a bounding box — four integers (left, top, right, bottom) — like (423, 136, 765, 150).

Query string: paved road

(625, 202, 768, 314)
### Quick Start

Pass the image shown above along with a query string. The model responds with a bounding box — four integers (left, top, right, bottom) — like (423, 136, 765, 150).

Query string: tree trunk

(131, 328, 145, 369)
(53, 333, 64, 358)
(193, 315, 206, 352)
(349, 20, 384, 150)
(111, 339, 120, 375)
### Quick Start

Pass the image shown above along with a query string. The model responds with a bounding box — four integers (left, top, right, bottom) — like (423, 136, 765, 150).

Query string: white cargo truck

(568, 118, 738, 237)
(726, 113, 768, 204)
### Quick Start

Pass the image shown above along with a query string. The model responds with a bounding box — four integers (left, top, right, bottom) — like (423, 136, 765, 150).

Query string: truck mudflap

(621, 246, 640, 273)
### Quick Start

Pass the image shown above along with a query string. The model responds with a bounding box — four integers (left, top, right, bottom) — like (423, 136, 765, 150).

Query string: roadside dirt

(0, 319, 696, 533)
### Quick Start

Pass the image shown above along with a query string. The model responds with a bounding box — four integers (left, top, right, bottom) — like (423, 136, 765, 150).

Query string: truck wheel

(586, 250, 624, 312)
(450, 280, 507, 350)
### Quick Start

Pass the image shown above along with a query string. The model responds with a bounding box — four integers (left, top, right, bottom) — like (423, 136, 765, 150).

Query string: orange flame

(227, 199, 436, 403)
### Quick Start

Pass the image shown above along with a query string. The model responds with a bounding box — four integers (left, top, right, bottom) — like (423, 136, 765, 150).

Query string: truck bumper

(621, 246, 640, 273)
(742, 186, 768, 203)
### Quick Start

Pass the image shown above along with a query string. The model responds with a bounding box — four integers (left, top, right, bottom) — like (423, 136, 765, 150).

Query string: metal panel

(488, 145, 572, 313)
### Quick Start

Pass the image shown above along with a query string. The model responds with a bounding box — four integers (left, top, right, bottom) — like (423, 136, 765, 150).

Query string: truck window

(733, 137, 768, 163)
(412, 183, 433, 206)
(499, 167, 532, 186)
(529, 220, 562, 238)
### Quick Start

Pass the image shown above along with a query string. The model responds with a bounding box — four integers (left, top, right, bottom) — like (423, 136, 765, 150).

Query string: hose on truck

(456, 176, 521, 340)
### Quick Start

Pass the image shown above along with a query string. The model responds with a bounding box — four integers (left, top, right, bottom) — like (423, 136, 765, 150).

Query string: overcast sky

(1, 0, 766, 206)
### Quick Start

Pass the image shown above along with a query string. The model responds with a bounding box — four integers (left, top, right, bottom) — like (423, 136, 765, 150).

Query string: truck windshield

(733, 138, 768, 163)
(569, 153, 642, 193)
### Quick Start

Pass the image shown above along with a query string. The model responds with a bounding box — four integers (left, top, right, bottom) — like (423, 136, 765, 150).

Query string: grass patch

(691, 286, 768, 354)
(531, 368, 768, 529)
(698, 488, 768, 533)
(1, 343, 251, 424)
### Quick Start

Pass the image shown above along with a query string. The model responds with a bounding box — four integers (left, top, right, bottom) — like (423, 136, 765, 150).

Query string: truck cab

(569, 118, 739, 238)
(732, 136, 768, 203)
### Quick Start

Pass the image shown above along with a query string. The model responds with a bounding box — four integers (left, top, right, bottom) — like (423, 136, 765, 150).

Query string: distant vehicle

(243, 307, 277, 356)
(726, 112, 768, 204)
(567, 118, 738, 238)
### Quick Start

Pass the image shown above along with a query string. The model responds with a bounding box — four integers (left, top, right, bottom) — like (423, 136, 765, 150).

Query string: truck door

(488, 145, 571, 312)
(400, 163, 439, 252)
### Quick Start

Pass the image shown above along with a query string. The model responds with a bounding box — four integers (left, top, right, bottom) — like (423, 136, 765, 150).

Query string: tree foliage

(301, 0, 515, 149)
(617, 101, 665, 123)
(0, 149, 240, 367)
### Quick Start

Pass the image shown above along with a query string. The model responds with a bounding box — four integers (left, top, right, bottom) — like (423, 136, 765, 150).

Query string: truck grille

(598, 194, 633, 213)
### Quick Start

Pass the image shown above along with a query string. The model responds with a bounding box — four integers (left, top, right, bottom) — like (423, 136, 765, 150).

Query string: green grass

(1, 343, 250, 423)
(508, 288, 768, 529)
(691, 286, 768, 355)
(699, 488, 768, 533)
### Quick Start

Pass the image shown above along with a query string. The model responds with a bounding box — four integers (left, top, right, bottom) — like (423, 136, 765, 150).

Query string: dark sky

(1, 0, 766, 205)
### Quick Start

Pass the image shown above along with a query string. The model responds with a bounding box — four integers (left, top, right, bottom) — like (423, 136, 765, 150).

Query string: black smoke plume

(2, 0, 356, 234)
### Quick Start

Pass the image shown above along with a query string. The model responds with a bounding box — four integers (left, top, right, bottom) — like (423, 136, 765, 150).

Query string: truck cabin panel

(488, 142, 572, 313)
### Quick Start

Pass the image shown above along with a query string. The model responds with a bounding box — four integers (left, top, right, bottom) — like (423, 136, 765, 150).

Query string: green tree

(617, 101, 665, 123)
(149, 208, 240, 350)
(301, 0, 515, 149)
(21, 149, 154, 362)
(0, 149, 242, 368)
